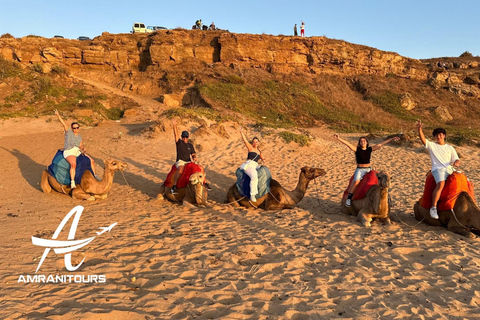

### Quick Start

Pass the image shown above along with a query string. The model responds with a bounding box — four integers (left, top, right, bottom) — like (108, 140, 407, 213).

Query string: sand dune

(1, 116, 480, 319)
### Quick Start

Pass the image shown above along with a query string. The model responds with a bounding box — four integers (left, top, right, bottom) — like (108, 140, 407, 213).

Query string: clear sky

(0, 0, 478, 60)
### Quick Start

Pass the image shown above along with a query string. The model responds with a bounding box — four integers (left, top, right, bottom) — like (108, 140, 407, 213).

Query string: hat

(181, 130, 189, 138)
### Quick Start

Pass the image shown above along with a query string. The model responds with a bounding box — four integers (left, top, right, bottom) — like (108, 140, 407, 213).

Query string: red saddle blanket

(419, 171, 475, 211)
(342, 170, 379, 201)
(164, 163, 204, 188)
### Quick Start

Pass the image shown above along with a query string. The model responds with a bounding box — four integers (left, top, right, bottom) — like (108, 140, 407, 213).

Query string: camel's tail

(40, 170, 52, 193)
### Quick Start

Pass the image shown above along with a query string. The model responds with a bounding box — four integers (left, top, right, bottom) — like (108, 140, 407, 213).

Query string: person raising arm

(415, 120, 459, 219)
(334, 134, 399, 207)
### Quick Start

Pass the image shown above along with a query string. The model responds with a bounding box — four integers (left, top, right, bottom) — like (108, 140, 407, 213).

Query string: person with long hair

(334, 134, 399, 207)
(239, 127, 266, 202)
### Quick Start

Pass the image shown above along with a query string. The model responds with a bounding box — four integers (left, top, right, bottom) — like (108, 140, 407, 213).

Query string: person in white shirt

(416, 120, 460, 219)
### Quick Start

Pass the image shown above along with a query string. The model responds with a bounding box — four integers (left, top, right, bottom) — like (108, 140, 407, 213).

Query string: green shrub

(226, 74, 245, 84)
(367, 91, 416, 121)
(105, 108, 124, 120)
(51, 65, 67, 74)
(162, 106, 225, 122)
(0, 33, 14, 39)
(4, 91, 25, 103)
(0, 103, 13, 109)
(278, 131, 311, 146)
(459, 51, 473, 58)
(0, 56, 21, 79)
(31, 77, 64, 101)
(32, 63, 43, 73)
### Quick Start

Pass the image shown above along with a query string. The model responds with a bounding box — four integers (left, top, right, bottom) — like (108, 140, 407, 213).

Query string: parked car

(147, 26, 167, 32)
(53, 35, 64, 39)
(132, 22, 147, 33)
(78, 36, 91, 41)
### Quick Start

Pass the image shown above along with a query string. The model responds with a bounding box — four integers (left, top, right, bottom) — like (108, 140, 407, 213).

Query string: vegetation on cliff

(1, 31, 480, 146)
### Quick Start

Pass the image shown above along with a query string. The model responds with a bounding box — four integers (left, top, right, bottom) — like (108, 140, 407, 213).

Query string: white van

(132, 23, 147, 33)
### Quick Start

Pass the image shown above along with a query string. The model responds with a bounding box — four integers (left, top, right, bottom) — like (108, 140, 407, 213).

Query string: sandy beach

(2, 115, 480, 319)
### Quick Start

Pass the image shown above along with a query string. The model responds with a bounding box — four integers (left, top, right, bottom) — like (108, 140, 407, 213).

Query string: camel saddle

(342, 170, 379, 201)
(164, 162, 204, 188)
(419, 171, 475, 211)
(235, 166, 272, 198)
(47, 149, 94, 185)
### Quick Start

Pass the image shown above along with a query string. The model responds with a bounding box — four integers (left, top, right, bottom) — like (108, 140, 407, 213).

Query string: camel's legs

(357, 210, 372, 227)
(40, 170, 52, 193)
(71, 188, 95, 201)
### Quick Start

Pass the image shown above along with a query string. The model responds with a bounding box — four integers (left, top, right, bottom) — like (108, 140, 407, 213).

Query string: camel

(414, 192, 480, 238)
(40, 159, 127, 201)
(225, 166, 326, 210)
(341, 171, 391, 227)
(157, 172, 208, 206)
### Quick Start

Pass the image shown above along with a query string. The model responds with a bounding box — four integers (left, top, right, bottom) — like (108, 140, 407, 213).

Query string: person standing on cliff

(294, 24, 298, 36)
(300, 21, 305, 37)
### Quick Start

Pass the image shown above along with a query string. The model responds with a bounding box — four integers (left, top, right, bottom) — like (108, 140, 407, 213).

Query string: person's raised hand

(415, 120, 423, 129)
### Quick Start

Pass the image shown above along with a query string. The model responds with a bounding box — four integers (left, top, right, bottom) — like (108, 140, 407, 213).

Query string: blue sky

(1, 0, 478, 59)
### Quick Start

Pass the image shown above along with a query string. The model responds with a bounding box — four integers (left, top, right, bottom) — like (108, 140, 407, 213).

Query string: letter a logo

(33, 206, 93, 272)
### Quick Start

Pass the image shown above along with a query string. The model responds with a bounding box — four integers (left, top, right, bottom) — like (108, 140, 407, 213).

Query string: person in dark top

(239, 126, 266, 202)
(171, 119, 210, 193)
(334, 134, 399, 207)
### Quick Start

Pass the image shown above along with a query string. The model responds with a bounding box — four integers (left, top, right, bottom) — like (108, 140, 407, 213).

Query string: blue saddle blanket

(47, 149, 93, 185)
(235, 166, 271, 198)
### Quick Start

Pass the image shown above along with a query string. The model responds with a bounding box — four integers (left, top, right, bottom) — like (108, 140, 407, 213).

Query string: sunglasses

(72, 127, 80, 129)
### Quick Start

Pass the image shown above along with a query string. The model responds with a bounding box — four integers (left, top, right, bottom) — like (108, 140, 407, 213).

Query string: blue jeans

(353, 167, 371, 181)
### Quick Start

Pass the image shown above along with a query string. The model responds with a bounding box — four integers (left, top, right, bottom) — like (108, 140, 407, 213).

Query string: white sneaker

(250, 195, 256, 202)
(429, 207, 439, 219)
(70, 181, 76, 189)
(346, 198, 352, 207)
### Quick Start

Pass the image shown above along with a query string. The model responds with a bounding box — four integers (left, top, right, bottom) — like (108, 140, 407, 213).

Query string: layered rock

(0, 31, 428, 79)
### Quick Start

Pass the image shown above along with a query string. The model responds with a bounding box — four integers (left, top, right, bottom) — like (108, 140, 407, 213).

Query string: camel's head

(189, 172, 208, 205)
(104, 159, 128, 171)
(376, 171, 391, 189)
(189, 172, 206, 185)
(301, 167, 327, 180)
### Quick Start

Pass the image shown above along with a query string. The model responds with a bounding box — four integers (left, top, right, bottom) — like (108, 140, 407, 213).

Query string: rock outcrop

(1, 31, 428, 80)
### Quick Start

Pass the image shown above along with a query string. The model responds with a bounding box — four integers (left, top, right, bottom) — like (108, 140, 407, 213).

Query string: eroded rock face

(400, 93, 416, 110)
(0, 31, 428, 80)
(433, 106, 453, 122)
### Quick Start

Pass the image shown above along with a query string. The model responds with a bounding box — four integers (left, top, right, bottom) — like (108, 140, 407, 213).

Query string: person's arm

(452, 148, 460, 168)
(453, 159, 460, 168)
(190, 153, 197, 163)
(258, 148, 266, 163)
(239, 127, 253, 151)
(172, 118, 179, 142)
(54, 109, 68, 132)
(371, 137, 400, 151)
(416, 120, 426, 146)
(333, 134, 356, 152)
(79, 141, 86, 154)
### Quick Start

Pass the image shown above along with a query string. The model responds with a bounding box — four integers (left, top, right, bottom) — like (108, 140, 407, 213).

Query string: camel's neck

(285, 172, 311, 204)
(378, 188, 389, 214)
(97, 168, 116, 192)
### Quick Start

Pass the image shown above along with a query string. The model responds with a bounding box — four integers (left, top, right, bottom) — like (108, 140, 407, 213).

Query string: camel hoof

(86, 196, 95, 201)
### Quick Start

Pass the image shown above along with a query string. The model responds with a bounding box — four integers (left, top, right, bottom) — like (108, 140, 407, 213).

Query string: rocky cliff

(1, 30, 480, 138)
(0, 30, 428, 78)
